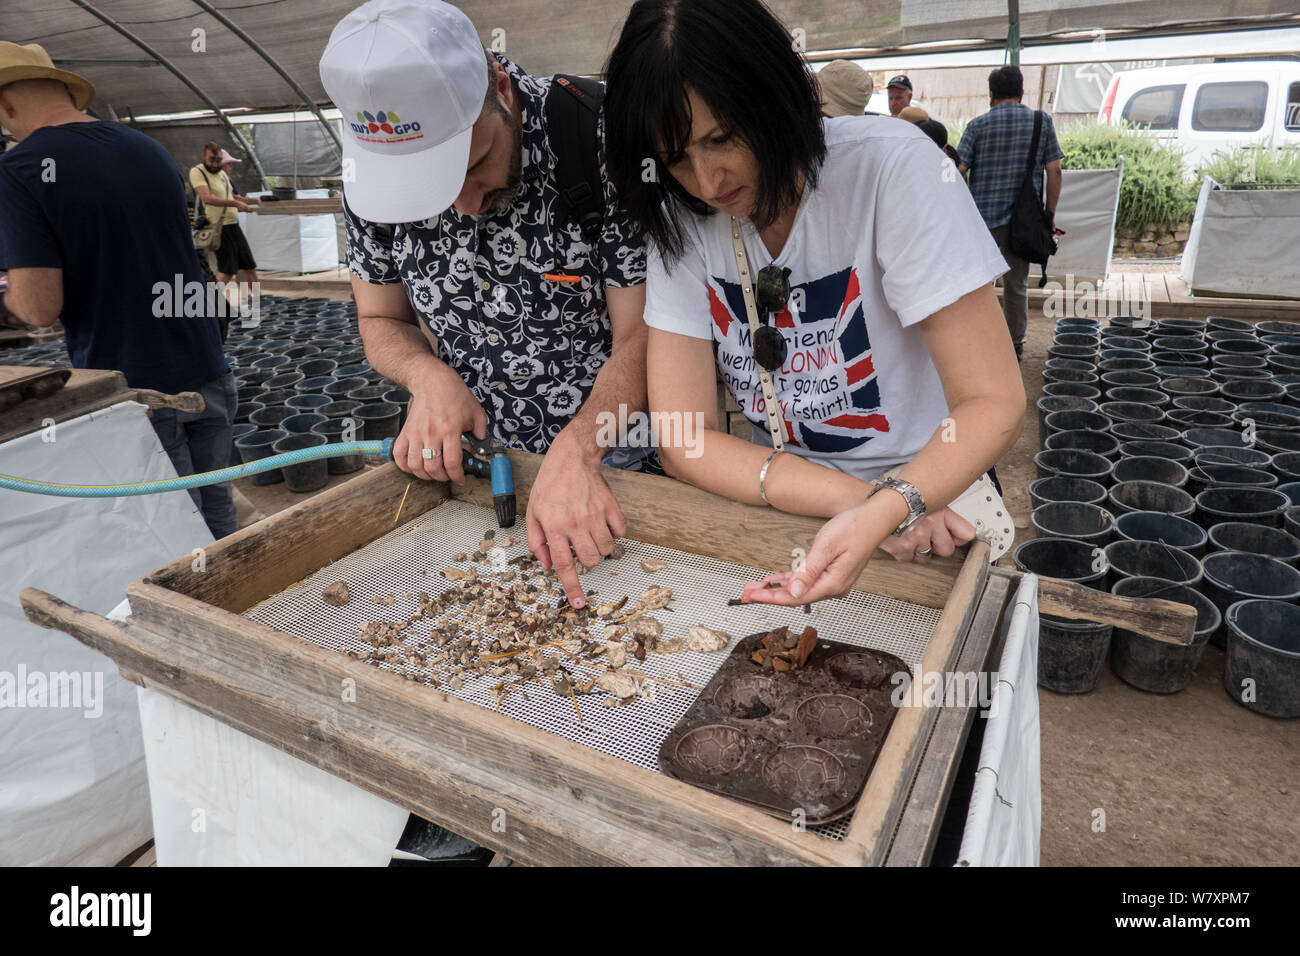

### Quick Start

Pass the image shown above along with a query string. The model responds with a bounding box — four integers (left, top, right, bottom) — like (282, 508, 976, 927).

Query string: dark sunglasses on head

(752, 265, 791, 372)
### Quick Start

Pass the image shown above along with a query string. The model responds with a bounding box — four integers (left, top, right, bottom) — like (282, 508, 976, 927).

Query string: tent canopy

(4, 1, 1298, 118)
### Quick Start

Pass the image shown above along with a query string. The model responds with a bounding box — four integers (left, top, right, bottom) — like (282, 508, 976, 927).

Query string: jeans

(991, 223, 1030, 348)
(150, 372, 239, 539)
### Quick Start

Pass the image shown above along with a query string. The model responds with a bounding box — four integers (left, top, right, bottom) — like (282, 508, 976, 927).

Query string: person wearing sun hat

(816, 59, 873, 118)
(0, 41, 238, 538)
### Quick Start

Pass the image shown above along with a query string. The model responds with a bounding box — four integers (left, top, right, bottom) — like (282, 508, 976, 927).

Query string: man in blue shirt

(0, 43, 237, 537)
(958, 66, 1063, 360)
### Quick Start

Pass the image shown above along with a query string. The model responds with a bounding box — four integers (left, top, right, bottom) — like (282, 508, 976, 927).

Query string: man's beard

(475, 105, 524, 218)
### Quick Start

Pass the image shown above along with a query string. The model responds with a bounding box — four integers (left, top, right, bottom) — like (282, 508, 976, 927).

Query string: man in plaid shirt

(958, 66, 1062, 360)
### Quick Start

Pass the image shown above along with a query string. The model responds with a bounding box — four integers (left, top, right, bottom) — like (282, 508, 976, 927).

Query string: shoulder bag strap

(729, 218, 785, 452)
(1021, 109, 1044, 198)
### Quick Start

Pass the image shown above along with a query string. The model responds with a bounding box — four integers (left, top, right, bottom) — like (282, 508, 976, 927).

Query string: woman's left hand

(880, 508, 976, 564)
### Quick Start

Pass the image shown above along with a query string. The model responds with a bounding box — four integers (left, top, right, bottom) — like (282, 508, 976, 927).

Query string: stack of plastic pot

(1020, 314, 1300, 716)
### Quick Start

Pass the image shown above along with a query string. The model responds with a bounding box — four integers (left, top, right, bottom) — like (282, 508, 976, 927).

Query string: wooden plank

(1014, 572, 1196, 646)
(0, 368, 128, 445)
(884, 572, 1012, 867)
(25, 585, 852, 867)
(842, 540, 991, 864)
(254, 198, 342, 216)
(147, 464, 449, 613)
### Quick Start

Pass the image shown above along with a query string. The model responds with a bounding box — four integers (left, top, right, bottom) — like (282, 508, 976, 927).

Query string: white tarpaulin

(1046, 165, 1123, 284)
(0, 401, 211, 865)
(1182, 179, 1300, 299)
(135, 688, 409, 866)
(241, 189, 340, 274)
(957, 573, 1042, 867)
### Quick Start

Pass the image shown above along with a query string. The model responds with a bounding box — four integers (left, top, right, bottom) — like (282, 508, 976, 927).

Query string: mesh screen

(246, 499, 943, 841)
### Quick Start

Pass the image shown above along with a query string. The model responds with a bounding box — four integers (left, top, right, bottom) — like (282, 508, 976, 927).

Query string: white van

(1098, 61, 1300, 172)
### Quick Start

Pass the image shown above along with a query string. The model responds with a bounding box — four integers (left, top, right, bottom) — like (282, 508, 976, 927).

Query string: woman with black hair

(603, 0, 1026, 606)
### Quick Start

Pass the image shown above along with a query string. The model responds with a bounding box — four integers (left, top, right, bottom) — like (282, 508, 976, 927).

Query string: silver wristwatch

(871, 477, 927, 536)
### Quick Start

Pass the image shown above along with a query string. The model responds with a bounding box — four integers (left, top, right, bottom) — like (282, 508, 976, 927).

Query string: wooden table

(20, 448, 1031, 866)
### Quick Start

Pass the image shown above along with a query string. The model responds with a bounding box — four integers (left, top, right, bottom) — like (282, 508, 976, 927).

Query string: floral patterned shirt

(344, 54, 648, 458)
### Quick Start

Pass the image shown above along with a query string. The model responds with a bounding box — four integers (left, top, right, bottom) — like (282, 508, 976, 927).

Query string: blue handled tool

(460, 433, 516, 528)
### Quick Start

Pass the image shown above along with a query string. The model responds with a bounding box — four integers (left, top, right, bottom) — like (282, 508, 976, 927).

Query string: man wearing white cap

(320, 0, 651, 611)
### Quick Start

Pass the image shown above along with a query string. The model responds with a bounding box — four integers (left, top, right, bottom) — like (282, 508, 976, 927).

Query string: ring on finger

(916, 546, 932, 556)
(422, 447, 440, 459)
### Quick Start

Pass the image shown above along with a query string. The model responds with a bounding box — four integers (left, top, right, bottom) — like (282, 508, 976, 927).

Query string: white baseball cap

(319, 0, 487, 223)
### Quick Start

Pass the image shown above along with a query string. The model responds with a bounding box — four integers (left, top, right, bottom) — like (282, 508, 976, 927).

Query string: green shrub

(1196, 145, 1300, 187)
(1058, 119, 1196, 232)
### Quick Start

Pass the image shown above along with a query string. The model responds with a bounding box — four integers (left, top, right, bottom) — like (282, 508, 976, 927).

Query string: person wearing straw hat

(0, 42, 237, 538)
(816, 60, 872, 118)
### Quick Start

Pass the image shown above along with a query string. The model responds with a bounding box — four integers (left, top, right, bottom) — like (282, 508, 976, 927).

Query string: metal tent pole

(186, 0, 344, 162)
(66, 0, 271, 189)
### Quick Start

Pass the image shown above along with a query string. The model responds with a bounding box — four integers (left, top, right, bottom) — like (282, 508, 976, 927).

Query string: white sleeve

(873, 134, 1008, 328)
(643, 222, 715, 341)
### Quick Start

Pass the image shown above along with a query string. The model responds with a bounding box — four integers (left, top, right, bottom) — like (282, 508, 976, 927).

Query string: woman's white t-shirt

(644, 116, 1008, 481)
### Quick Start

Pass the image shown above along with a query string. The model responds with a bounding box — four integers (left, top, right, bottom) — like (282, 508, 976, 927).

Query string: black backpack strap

(546, 74, 605, 240)
(1022, 110, 1043, 198)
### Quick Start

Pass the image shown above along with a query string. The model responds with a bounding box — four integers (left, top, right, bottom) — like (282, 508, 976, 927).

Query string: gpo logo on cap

(350, 109, 424, 143)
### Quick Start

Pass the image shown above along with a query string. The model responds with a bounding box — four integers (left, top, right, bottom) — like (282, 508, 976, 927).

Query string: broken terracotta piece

(750, 626, 818, 671)
(687, 626, 731, 652)
(640, 558, 667, 572)
(322, 581, 351, 606)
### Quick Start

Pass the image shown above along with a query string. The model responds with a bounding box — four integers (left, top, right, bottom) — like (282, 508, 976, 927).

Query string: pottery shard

(443, 566, 476, 581)
(640, 586, 672, 610)
(687, 626, 731, 652)
(597, 672, 638, 700)
(640, 558, 667, 572)
(605, 641, 627, 668)
(627, 616, 663, 641)
(653, 637, 686, 654)
(322, 581, 351, 606)
(603, 624, 623, 641)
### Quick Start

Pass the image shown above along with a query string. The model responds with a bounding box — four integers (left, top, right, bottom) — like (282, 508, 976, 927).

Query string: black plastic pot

(324, 375, 369, 398)
(1028, 476, 1108, 511)
(271, 431, 330, 493)
(282, 345, 321, 361)
(1233, 409, 1300, 433)
(1153, 336, 1207, 354)
(1207, 521, 1300, 568)
(252, 354, 291, 370)
(318, 399, 362, 420)
(1113, 510, 1208, 557)
(1034, 448, 1114, 485)
(1223, 600, 1300, 718)
(1012, 537, 1111, 694)
(1213, 338, 1268, 359)
(1287, 506, 1300, 539)
(1206, 315, 1254, 334)
(347, 384, 391, 403)
(1047, 345, 1097, 362)
(279, 412, 328, 435)
(1181, 427, 1249, 450)
(1171, 396, 1235, 415)
(1193, 445, 1273, 470)
(1110, 421, 1181, 443)
(1160, 376, 1219, 398)
(1278, 483, 1300, 506)
(1044, 429, 1121, 460)
(383, 388, 411, 429)
(1194, 486, 1290, 530)
(1256, 429, 1300, 456)
(1166, 408, 1234, 430)
(1118, 439, 1193, 464)
(264, 370, 305, 390)
(1053, 332, 1100, 349)
(285, 393, 332, 412)
(1111, 455, 1189, 488)
(1042, 408, 1109, 439)
(1100, 371, 1160, 397)
(258, 388, 295, 408)
(1111, 577, 1218, 694)
(1107, 386, 1169, 409)
(229, 422, 257, 468)
(1099, 359, 1157, 375)
(1045, 357, 1096, 375)
(1155, 319, 1205, 337)
(1108, 480, 1195, 518)
(1201, 552, 1300, 648)
(1151, 350, 1209, 369)
(299, 358, 339, 378)
(235, 428, 288, 485)
(1098, 401, 1164, 425)
(1043, 367, 1100, 387)
(1030, 501, 1115, 547)
(249, 404, 291, 429)
(310, 418, 364, 475)
(1186, 463, 1278, 499)
(1219, 377, 1284, 403)
(1043, 382, 1102, 401)
(1103, 539, 1203, 591)
(356, 401, 402, 441)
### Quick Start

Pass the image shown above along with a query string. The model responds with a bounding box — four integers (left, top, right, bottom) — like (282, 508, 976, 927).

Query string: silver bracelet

(758, 449, 781, 504)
